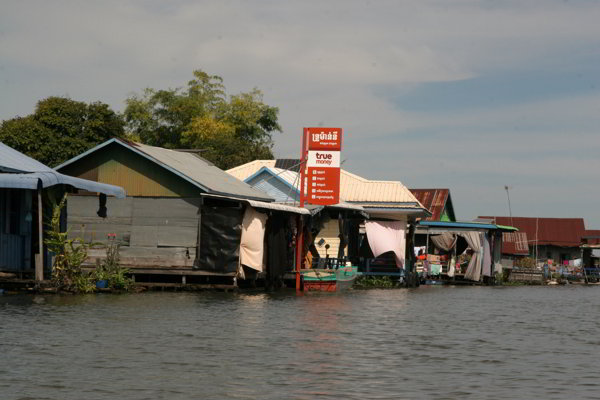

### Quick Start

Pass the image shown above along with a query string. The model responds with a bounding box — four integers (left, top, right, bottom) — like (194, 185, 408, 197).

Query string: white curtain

(365, 220, 406, 268)
(239, 207, 268, 273)
(461, 231, 483, 281)
(430, 233, 456, 252)
(448, 256, 456, 278)
(482, 234, 492, 277)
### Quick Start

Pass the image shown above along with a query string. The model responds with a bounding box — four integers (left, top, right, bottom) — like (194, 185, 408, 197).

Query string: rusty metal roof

(502, 232, 530, 255)
(409, 189, 454, 221)
(479, 216, 586, 248)
(583, 230, 600, 245)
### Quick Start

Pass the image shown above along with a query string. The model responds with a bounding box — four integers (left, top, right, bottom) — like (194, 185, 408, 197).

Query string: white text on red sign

(306, 127, 342, 151)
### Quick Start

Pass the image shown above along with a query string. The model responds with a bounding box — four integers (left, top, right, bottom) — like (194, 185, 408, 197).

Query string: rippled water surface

(1, 286, 599, 399)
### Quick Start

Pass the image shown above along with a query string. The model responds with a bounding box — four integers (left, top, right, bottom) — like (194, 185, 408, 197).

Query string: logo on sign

(307, 151, 340, 168)
(306, 127, 342, 151)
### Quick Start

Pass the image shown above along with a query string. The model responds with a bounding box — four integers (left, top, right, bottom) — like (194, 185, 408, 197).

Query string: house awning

(0, 171, 126, 198)
(246, 199, 311, 215)
(202, 193, 310, 215)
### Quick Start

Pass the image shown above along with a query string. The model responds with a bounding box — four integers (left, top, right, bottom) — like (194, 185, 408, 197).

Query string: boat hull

(301, 266, 358, 292)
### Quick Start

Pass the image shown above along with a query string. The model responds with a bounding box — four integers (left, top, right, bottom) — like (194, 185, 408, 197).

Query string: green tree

(124, 70, 281, 169)
(0, 97, 125, 167)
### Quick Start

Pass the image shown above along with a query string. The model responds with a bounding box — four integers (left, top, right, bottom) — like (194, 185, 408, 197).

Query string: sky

(1, 0, 599, 227)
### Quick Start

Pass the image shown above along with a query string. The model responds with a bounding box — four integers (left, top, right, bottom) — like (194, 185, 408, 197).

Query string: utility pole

(504, 185, 513, 227)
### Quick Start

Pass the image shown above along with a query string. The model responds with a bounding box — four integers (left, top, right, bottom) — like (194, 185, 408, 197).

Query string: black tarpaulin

(266, 214, 290, 280)
(195, 205, 244, 273)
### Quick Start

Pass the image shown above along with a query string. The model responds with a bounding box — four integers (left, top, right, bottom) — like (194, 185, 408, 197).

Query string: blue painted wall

(246, 171, 299, 203)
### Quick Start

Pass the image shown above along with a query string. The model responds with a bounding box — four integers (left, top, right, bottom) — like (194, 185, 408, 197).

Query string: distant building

(409, 189, 456, 222)
(582, 230, 600, 246)
(478, 216, 586, 264)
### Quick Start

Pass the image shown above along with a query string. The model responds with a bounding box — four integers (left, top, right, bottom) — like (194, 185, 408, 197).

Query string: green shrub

(93, 240, 133, 290)
(45, 195, 96, 293)
(354, 275, 397, 289)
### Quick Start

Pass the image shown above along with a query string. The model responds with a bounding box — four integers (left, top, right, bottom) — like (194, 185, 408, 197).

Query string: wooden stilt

(35, 187, 44, 282)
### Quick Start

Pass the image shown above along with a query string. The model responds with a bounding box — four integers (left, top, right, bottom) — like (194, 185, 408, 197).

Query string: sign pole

(295, 129, 308, 291)
(295, 127, 342, 292)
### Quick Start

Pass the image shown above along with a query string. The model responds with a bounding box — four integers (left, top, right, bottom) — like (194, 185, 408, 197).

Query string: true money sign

(303, 127, 342, 206)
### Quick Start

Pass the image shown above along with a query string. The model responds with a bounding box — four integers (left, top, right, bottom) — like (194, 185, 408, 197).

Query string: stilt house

(0, 142, 125, 281)
(56, 139, 307, 286)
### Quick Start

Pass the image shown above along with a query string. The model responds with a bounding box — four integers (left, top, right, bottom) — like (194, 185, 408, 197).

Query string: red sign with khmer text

(306, 127, 342, 151)
(302, 127, 342, 206)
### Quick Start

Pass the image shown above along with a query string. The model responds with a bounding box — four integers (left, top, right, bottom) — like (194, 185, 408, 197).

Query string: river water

(1, 286, 599, 400)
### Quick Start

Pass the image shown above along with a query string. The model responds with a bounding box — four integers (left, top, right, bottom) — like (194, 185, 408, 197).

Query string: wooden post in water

(35, 186, 44, 282)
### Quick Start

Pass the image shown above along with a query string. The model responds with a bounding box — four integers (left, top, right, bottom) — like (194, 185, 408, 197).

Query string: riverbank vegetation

(44, 197, 132, 293)
(354, 275, 400, 289)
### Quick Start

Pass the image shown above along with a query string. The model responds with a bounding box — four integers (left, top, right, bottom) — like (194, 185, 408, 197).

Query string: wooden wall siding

(68, 196, 134, 244)
(86, 247, 196, 268)
(0, 233, 25, 270)
(0, 189, 32, 271)
(60, 143, 200, 197)
(67, 195, 200, 268)
(314, 219, 345, 259)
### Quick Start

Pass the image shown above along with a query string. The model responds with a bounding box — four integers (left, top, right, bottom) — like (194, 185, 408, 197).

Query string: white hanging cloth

(239, 207, 268, 272)
(461, 231, 483, 281)
(365, 220, 406, 268)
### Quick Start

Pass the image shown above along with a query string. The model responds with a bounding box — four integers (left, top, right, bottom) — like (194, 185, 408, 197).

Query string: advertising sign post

(296, 127, 343, 291)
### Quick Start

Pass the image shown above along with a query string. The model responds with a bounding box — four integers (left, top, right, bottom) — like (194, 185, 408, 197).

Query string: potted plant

(93, 261, 110, 289)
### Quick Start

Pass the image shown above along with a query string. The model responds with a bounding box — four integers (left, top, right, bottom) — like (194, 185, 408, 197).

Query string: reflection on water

(1, 286, 599, 400)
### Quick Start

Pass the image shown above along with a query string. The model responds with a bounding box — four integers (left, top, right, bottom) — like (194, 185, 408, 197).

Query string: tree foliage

(124, 70, 281, 169)
(0, 97, 125, 167)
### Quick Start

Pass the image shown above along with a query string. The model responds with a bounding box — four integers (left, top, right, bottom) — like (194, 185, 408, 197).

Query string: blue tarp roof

(0, 142, 126, 198)
(418, 220, 514, 231)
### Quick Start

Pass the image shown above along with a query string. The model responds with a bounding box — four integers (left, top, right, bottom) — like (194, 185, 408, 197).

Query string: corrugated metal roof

(227, 159, 426, 210)
(479, 216, 586, 247)
(274, 159, 302, 172)
(340, 170, 421, 204)
(57, 139, 272, 202)
(583, 230, 600, 245)
(254, 167, 301, 189)
(409, 189, 453, 221)
(1, 141, 56, 173)
(227, 160, 276, 181)
(502, 232, 530, 255)
(419, 221, 499, 230)
(201, 193, 310, 215)
(0, 142, 125, 198)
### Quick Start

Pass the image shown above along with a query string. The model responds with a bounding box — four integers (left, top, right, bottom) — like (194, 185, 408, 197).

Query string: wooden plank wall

(314, 219, 344, 259)
(67, 196, 200, 269)
(0, 189, 31, 271)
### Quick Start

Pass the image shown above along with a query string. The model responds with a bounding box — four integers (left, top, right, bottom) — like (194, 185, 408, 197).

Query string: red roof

(583, 230, 600, 245)
(502, 232, 530, 255)
(410, 189, 453, 221)
(479, 216, 586, 248)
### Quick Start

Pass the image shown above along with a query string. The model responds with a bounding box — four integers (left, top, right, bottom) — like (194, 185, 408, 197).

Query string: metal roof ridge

(115, 140, 214, 193)
(55, 138, 120, 170)
(131, 142, 273, 201)
(226, 159, 272, 173)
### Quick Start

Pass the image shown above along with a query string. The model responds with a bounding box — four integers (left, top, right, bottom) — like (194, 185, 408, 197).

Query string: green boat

(301, 266, 358, 292)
